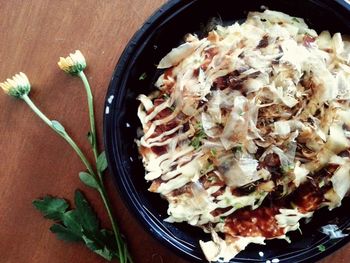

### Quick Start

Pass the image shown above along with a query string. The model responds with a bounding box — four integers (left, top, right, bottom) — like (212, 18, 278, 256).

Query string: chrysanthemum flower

(0, 72, 31, 98)
(58, 50, 87, 75)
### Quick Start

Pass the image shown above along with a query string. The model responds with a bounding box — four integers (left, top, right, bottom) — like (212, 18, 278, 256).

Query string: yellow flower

(58, 50, 86, 75)
(0, 72, 31, 98)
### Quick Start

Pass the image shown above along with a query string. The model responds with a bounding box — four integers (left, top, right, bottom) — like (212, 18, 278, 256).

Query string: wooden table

(0, 1, 348, 262)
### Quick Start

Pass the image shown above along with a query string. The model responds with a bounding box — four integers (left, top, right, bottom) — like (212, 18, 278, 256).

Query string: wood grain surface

(0, 1, 348, 263)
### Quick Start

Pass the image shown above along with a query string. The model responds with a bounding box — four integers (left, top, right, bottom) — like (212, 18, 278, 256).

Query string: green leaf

(87, 131, 95, 147)
(50, 224, 82, 242)
(33, 196, 68, 221)
(292, 17, 300, 23)
(162, 93, 170, 100)
(82, 234, 113, 261)
(74, 190, 99, 232)
(190, 123, 206, 149)
(82, 228, 118, 261)
(138, 72, 147, 81)
(33, 190, 123, 261)
(97, 151, 108, 173)
(233, 144, 243, 153)
(79, 172, 100, 189)
(51, 120, 65, 134)
(99, 229, 118, 250)
(90, 246, 113, 261)
(62, 210, 82, 236)
(318, 244, 326, 252)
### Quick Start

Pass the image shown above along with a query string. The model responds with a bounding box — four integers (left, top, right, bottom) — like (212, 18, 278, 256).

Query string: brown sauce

(290, 182, 323, 213)
(257, 35, 269, 48)
(153, 108, 173, 120)
(211, 207, 233, 217)
(164, 68, 173, 79)
(225, 206, 284, 238)
(213, 70, 245, 90)
(201, 47, 219, 70)
(151, 146, 167, 156)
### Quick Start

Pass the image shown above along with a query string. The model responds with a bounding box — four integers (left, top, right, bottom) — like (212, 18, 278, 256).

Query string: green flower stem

(125, 252, 133, 263)
(22, 91, 132, 262)
(78, 71, 132, 263)
(78, 72, 99, 170)
(21, 94, 95, 177)
(98, 186, 130, 263)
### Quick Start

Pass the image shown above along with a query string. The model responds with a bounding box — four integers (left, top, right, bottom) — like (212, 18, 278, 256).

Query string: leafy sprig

(33, 191, 117, 261)
(1, 51, 133, 262)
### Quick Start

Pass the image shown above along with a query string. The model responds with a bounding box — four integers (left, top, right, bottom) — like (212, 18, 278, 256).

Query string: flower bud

(0, 72, 31, 98)
(58, 50, 87, 75)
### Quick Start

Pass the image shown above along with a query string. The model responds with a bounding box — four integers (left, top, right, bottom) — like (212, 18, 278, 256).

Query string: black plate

(104, 0, 350, 262)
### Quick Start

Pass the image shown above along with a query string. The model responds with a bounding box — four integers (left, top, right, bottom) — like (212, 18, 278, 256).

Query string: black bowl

(104, 0, 350, 262)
